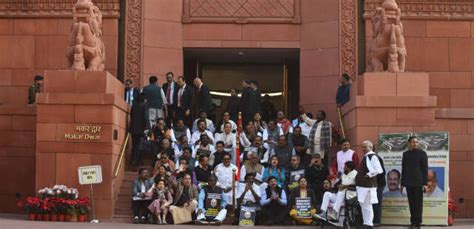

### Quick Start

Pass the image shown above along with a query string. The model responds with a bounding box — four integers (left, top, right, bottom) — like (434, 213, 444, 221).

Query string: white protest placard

(78, 165, 103, 185)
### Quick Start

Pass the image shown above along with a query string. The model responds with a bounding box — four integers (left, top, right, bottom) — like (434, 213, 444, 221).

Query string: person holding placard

(196, 175, 227, 225)
(235, 173, 261, 225)
(288, 177, 317, 225)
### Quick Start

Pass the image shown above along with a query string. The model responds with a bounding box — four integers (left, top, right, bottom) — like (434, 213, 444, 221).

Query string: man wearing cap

(336, 73, 351, 107)
(28, 75, 44, 105)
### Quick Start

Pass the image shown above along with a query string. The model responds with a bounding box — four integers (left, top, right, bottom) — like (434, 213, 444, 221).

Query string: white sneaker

(314, 211, 327, 221)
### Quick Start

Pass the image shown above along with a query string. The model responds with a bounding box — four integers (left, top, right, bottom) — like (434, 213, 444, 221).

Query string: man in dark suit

(162, 72, 178, 127)
(193, 77, 212, 116)
(176, 76, 194, 127)
(250, 81, 262, 114)
(124, 79, 140, 106)
(401, 136, 428, 229)
(240, 80, 255, 125)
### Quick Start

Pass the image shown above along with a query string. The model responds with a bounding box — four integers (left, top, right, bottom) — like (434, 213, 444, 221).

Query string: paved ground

(0, 214, 473, 228)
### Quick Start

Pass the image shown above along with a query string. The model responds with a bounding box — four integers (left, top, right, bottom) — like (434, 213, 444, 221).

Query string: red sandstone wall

(366, 19, 474, 217)
(0, 18, 118, 213)
(299, 0, 340, 126)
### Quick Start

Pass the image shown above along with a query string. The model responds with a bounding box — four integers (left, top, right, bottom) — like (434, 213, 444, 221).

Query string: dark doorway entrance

(183, 48, 300, 121)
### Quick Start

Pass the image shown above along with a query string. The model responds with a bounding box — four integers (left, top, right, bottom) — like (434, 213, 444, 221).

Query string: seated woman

(262, 155, 286, 188)
(152, 165, 175, 189)
(288, 177, 317, 225)
(153, 153, 176, 177)
(196, 175, 228, 225)
(260, 176, 287, 225)
(148, 179, 173, 224)
(169, 174, 199, 224)
(316, 161, 357, 222)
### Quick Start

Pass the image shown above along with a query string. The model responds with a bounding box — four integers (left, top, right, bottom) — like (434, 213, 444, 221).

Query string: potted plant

(76, 197, 89, 222)
(65, 199, 77, 222)
(39, 198, 51, 221)
(23, 197, 40, 220)
(48, 198, 58, 221)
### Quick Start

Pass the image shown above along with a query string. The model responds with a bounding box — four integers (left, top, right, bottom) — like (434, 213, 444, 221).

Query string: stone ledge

(341, 96, 437, 116)
(36, 93, 128, 111)
(436, 108, 474, 119)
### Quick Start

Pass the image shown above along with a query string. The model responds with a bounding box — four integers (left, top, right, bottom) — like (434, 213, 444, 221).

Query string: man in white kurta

(355, 141, 383, 227)
(214, 154, 238, 204)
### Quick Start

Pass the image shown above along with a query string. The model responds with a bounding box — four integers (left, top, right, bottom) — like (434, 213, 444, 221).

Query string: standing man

(336, 73, 351, 107)
(163, 72, 178, 127)
(299, 106, 333, 164)
(240, 80, 255, 125)
(372, 151, 386, 227)
(28, 75, 44, 105)
(124, 79, 140, 106)
(401, 136, 428, 228)
(355, 140, 383, 228)
(250, 81, 262, 114)
(175, 76, 194, 127)
(193, 77, 212, 117)
(142, 75, 168, 128)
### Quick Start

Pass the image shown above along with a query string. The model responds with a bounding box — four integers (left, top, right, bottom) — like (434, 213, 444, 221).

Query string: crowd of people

(126, 72, 428, 228)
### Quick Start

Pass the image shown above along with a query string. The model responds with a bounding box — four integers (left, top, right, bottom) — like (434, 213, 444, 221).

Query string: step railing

(113, 132, 130, 178)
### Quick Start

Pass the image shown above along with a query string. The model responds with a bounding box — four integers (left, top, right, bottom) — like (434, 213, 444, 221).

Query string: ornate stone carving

(0, 0, 119, 18)
(67, 0, 106, 71)
(365, 0, 474, 20)
(183, 0, 300, 24)
(367, 0, 406, 73)
(124, 0, 143, 87)
(340, 0, 357, 78)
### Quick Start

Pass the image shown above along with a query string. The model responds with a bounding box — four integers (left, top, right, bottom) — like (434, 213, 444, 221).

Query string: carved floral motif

(340, 0, 357, 79)
(125, 0, 142, 87)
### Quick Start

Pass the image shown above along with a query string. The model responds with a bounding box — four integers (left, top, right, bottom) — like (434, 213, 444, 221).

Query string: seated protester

(330, 138, 359, 180)
(240, 152, 264, 185)
(262, 120, 283, 150)
(191, 119, 215, 146)
(193, 134, 215, 163)
(286, 155, 306, 191)
(260, 176, 288, 225)
(151, 118, 171, 154)
(178, 148, 195, 171)
(276, 111, 293, 135)
(170, 119, 191, 145)
(291, 112, 313, 137)
(316, 161, 358, 221)
(253, 136, 270, 166)
(192, 111, 215, 133)
(288, 126, 310, 166)
(174, 157, 196, 184)
(235, 173, 261, 224)
(132, 168, 154, 224)
(153, 165, 175, 189)
(169, 174, 199, 224)
(209, 141, 226, 169)
(214, 153, 238, 205)
(253, 112, 267, 135)
(216, 112, 237, 133)
(214, 122, 236, 159)
(288, 177, 317, 225)
(157, 138, 176, 163)
(304, 154, 329, 205)
(148, 179, 173, 224)
(196, 175, 228, 225)
(153, 153, 176, 177)
(262, 155, 286, 188)
(173, 135, 192, 160)
(194, 155, 213, 187)
(240, 121, 261, 148)
(272, 135, 294, 170)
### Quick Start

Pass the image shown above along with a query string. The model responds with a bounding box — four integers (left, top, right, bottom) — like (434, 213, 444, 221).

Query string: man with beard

(260, 176, 287, 225)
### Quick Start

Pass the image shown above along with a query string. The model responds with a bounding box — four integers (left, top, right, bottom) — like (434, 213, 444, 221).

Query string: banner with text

(377, 132, 449, 225)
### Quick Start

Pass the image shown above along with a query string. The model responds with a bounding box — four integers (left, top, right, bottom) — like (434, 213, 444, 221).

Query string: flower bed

(19, 185, 89, 222)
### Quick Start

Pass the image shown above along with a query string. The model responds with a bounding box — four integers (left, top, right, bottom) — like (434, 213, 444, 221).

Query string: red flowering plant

(37, 198, 52, 214)
(65, 199, 78, 214)
(49, 198, 67, 214)
(76, 197, 90, 215)
(23, 197, 41, 214)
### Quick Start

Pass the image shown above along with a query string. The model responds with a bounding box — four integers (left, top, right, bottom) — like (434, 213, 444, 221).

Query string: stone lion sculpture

(67, 0, 106, 71)
(367, 0, 406, 73)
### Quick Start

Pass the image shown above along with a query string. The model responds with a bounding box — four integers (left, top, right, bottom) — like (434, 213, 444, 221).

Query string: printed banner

(238, 206, 256, 226)
(205, 193, 222, 218)
(378, 132, 449, 225)
(295, 197, 312, 219)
